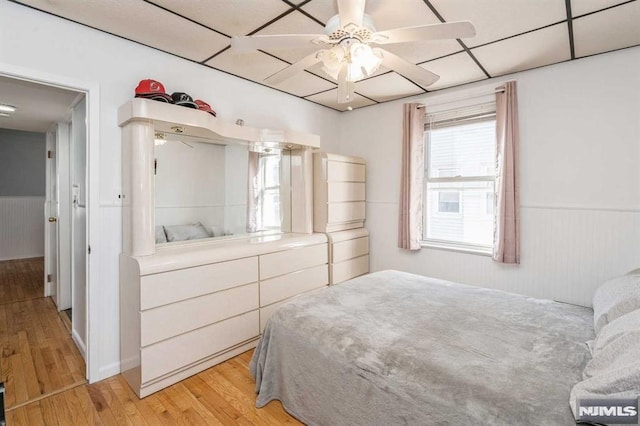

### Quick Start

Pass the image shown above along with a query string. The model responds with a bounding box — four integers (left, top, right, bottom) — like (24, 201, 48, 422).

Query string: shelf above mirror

(118, 98, 320, 149)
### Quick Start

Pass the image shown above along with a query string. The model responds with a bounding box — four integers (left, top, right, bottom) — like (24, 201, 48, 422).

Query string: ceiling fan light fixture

(321, 46, 345, 80)
(320, 41, 382, 83)
(350, 43, 382, 79)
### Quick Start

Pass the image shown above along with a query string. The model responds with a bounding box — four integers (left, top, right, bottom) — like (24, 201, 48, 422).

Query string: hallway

(0, 258, 86, 410)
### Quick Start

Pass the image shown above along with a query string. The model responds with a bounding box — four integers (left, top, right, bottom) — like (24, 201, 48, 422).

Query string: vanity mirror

(153, 133, 291, 244)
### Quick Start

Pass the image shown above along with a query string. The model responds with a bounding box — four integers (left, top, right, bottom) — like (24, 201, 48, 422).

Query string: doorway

(0, 75, 89, 410)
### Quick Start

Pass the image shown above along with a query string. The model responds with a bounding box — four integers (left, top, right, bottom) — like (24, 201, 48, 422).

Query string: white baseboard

(97, 361, 121, 383)
(71, 329, 86, 359)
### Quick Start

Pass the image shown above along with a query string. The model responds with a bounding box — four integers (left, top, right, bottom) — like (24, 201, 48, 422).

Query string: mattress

(250, 270, 594, 425)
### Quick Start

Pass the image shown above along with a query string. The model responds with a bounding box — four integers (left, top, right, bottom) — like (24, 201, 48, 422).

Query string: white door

(56, 123, 72, 311)
(71, 96, 87, 356)
(44, 129, 58, 301)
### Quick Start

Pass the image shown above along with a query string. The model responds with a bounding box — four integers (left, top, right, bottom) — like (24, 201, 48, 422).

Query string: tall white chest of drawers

(313, 153, 370, 285)
(120, 233, 328, 398)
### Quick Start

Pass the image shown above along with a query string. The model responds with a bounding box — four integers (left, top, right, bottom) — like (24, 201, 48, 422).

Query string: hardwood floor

(6, 350, 301, 425)
(0, 297, 86, 408)
(0, 258, 299, 425)
(0, 258, 44, 304)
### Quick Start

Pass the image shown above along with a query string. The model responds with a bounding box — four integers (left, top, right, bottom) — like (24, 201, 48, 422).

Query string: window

(438, 192, 461, 213)
(257, 154, 282, 230)
(423, 102, 496, 251)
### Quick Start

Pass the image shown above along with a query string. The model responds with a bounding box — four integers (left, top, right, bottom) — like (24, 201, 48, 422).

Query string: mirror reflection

(154, 136, 291, 244)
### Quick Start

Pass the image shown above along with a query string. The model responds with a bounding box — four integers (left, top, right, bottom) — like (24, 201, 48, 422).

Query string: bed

(251, 270, 596, 425)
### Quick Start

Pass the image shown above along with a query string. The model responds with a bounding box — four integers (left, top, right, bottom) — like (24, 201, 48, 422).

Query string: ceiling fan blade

(264, 51, 324, 85)
(337, 0, 366, 29)
(231, 34, 328, 52)
(336, 67, 355, 104)
(376, 48, 439, 89)
(372, 21, 476, 45)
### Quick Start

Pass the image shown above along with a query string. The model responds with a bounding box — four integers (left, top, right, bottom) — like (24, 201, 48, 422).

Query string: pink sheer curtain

(493, 81, 520, 263)
(246, 151, 260, 233)
(398, 103, 425, 250)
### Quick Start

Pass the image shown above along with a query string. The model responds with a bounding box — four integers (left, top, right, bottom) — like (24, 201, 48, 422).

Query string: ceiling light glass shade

(321, 42, 383, 82)
(321, 46, 345, 81)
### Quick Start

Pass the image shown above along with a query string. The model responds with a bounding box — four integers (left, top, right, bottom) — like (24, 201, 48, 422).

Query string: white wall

(0, 197, 44, 260)
(0, 128, 46, 259)
(337, 46, 640, 307)
(0, 1, 340, 381)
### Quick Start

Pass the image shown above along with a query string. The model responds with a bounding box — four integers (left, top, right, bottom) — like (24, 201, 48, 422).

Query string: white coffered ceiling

(12, 0, 640, 111)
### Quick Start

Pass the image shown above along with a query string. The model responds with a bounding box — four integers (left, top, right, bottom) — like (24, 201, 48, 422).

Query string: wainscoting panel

(0, 197, 45, 260)
(366, 201, 640, 307)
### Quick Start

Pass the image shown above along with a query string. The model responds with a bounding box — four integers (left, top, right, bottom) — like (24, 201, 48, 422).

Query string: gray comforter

(250, 270, 594, 425)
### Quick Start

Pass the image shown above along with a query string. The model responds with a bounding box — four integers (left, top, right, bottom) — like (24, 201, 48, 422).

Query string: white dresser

(313, 153, 370, 284)
(120, 233, 328, 398)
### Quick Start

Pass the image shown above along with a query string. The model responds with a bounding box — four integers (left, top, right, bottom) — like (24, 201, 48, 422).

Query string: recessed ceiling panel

(382, 40, 463, 65)
(471, 23, 570, 76)
(257, 11, 325, 64)
(431, 0, 567, 47)
(302, 0, 440, 29)
(354, 72, 424, 102)
(364, 0, 442, 30)
(207, 50, 287, 82)
(419, 52, 487, 90)
(573, 1, 640, 57)
(570, 0, 630, 17)
(270, 72, 336, 98)
(306, 89, 376, 111)
(18, 0, 230, 62)
(151, 0, 290, 36)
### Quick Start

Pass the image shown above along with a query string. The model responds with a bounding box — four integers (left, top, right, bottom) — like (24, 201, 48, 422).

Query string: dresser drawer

(332, 236, 369, 263)
(140, 283, 258, 346)
(327, 161, 365, 182)
(260, 264, 328, 307)
(259, 243, 327, 280)
(140, 257, 258, 310)
(328, 202, 365, 224)
(332, 255, 369, 285)
(327, 182, 365, 202)
(141, 310, 259, 384)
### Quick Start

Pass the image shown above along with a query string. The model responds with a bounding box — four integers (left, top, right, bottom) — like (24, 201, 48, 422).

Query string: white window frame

(422, 102, 497, 255)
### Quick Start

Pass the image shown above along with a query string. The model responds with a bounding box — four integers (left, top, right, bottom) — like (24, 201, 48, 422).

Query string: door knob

(48, 217, 57, 222)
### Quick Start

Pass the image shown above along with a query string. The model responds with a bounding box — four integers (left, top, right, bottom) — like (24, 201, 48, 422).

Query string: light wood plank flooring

(0, 258, 44, 304)
(0, 297, 86, 408)
(1, 258, 299, 424)
(6, 350, 301, 425)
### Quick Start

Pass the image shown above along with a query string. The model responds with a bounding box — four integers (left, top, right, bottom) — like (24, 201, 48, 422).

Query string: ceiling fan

(230, 0, 475, 104)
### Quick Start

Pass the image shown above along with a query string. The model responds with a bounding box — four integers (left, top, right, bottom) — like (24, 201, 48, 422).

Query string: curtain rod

(416, 87, 505, 109)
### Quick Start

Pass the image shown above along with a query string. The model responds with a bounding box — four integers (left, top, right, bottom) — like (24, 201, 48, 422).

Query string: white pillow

(165, 222, 211, 242)
(592, 309, 640, 354)
(155, 226, 167, 244)
(583, 330, 640, 379)
(592, 274, 640, 334)
(570, 330, 640, 420)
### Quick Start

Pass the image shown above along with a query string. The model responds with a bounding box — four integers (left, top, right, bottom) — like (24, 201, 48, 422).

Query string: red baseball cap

(195, 99, 217, 117)
(134, 79, 172, 101)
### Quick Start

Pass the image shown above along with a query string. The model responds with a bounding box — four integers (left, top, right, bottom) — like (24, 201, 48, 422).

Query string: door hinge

(47, 274, 52, 283)
(47, 150, 54, 159)
(88, 245, 91, 255)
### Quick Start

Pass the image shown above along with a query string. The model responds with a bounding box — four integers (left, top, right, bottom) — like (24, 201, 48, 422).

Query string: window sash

(423, 102, 496, 250)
